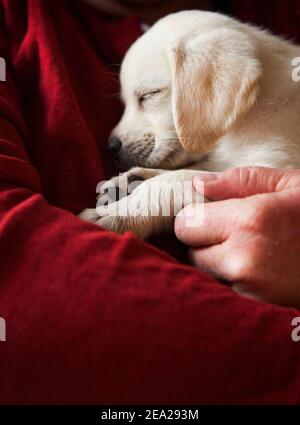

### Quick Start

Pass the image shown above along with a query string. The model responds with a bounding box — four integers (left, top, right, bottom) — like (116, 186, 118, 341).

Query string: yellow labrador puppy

(81, 11, 300, 238)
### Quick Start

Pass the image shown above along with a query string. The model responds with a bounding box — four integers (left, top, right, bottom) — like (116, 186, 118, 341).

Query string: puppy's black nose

(108, 137, 122, 156)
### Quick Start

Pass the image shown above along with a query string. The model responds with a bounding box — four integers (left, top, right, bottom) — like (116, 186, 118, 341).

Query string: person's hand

(175, 167, 300, 308)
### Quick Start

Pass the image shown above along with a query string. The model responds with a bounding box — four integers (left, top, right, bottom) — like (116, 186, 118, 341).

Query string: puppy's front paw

(79, 203, 154, 239)
(79, 168, 171, 238)
(95, 190, 155, 239)
(99, 167, 147, 202)
(97, 215, 152, 239)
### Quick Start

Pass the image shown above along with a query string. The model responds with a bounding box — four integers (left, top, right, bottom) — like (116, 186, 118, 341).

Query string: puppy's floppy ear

(167, 28, 262, 152)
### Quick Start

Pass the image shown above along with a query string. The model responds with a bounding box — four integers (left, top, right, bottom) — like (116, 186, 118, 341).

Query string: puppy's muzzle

(107, 134, 155, 170)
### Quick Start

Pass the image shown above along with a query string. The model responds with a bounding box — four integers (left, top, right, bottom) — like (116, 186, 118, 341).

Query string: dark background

(217, 0, 300, 42)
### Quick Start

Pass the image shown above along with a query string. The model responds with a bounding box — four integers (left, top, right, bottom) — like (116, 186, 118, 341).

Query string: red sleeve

(0, 0, 300, 404)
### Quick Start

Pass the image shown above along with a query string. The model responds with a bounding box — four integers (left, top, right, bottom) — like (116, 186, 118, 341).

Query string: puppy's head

(109, 11, 262, 170)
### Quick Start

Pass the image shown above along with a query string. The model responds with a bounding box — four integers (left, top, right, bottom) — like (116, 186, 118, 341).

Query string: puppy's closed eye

(138, 89, 162, 106)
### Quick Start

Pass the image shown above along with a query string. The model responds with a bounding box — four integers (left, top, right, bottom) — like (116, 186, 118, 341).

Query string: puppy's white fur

(81, 11, 300, 238)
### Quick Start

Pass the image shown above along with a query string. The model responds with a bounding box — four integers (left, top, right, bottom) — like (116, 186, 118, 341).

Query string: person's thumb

(193, 166, 300, 201)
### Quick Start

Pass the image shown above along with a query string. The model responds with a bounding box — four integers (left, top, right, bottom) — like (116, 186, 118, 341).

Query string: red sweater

(0, 0, 300, 404)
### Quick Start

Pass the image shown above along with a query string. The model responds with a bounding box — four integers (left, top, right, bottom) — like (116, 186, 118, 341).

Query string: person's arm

(175, 166, 300, 308)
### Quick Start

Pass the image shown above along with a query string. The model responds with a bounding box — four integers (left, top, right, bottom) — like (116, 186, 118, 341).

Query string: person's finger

(193, 167, 300, 201)
(189, 245, 229, 280)
(175, 200, 241, 247)
(190, 246, 264, 301)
